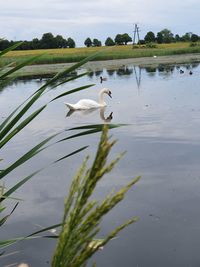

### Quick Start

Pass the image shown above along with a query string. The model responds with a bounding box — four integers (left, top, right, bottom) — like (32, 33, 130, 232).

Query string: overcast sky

(0, 0, 199, 46)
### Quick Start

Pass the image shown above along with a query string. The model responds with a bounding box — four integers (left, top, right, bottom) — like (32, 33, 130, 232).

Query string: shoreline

(15, 53, 200, 78)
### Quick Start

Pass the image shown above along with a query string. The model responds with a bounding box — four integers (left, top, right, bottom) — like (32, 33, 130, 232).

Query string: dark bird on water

(100, 76, 107, 83)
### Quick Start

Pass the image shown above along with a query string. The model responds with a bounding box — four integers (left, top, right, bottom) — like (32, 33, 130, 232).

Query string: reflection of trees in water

(87, 70, 103, 80)
(191, 63, 199, 69)
(175, 63, 200, 71)
(87, 71, 94, 78)
(87, 70, 103, 78)
(157, 65, 165, 72)
(106, 69, 116, 76)
(106, 66, 134, 77)
(185, 64, 191, 70)
(144, 66, 157, 73)
(0, 80, 14, 93)
(0, 77, 45, 93)
(142, 64, 192, 77)
(94, 70, 103, 76)
(185, 63, 199, 70)
(157, 65, 173, 77)
(116, 66, 133, 76)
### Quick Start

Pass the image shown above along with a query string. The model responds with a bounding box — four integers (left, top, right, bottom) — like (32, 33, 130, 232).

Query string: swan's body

(64, 88, 112, 110)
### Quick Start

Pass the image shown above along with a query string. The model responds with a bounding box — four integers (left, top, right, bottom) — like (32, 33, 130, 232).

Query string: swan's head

(102, 88, 112, 98)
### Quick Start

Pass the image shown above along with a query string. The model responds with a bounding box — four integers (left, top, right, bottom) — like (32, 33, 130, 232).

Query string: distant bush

(139, 40, 145, 45)
(190, 42, 200, 47)
(145, 42, 157, 48)
(132, 44, 147, 49)
(132, 45, 140, 49)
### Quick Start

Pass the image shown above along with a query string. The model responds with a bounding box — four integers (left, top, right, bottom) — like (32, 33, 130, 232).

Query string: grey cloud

(0, 0, 199, 45)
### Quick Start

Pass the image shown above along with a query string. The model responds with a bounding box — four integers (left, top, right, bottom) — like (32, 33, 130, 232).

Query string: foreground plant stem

(52, 126, 140, 267)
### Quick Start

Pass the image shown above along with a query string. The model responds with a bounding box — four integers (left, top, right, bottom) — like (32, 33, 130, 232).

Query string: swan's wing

(76, 99, 100, 109)
(64, 99, 100, 110)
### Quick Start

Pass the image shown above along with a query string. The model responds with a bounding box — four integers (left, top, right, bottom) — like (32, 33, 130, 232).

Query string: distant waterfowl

(180, 69, 184, 74)
(189, 70, 193, 75)
(64, 88, 112, 110)
(100, 76, 107, 83)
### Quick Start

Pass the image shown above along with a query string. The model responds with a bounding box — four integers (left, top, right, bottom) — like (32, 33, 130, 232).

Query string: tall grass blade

(0, 132, 59, 179)
(68, 123, 127, 131)
(45, 50, 103, 87)
(1, 170, 42, 203)
(50, 72, 89, 89)
(0, 105, 46, 149)
(0, 236, 40, 249)
(51, 84, 95, 102)
(59, 129, 103, 142)
(53, 146, 88, 163)
(60, 124, 123, 142)
(0, 203, 19, 226)
(0, 54, 44, 79)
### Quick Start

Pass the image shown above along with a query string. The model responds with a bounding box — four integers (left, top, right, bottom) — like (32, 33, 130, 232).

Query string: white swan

(64, 88, 112, 110)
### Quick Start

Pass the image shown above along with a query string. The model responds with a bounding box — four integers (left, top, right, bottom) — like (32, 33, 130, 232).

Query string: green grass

(1, 42, 200, 67)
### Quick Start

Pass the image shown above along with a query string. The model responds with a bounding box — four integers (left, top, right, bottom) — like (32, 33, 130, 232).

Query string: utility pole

(132, 23, 140, 47)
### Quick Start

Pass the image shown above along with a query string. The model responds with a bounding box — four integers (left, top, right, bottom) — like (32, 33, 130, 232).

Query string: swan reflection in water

(66, 107, 113, 123)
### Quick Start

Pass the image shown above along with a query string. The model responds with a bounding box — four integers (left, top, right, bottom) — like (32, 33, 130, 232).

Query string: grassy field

(1, 42, 200, 67)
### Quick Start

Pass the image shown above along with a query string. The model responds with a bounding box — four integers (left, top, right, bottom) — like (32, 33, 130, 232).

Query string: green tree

(180, 32, 192, 42)
(191, 34, 199, 42)
(55, 35, 68, 48)
(84, 37, 92, 47)
(122, 33, 132, 45)
(115, 33, 132, 45)
(40, 32, 56, 49)
(144, 31, 156, 43)
(93, 38, 102, 47)
(105, 37, 115, 46)
(156, 32, 163, 44)
(19, 41, 32, 50)
(0, 39, 10, 50)
(175, 34, 181, 42)
(114, 34, 124, 45)
(67, 37, 76, 48)
(157, 29, 174, 43)
(31, 38, 40, 49)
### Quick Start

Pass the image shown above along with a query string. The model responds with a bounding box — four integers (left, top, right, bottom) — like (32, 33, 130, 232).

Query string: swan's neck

(98, 90, 106, 105)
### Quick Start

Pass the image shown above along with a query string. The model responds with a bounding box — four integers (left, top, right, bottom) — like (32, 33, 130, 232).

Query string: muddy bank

(15, 53, 200, 78)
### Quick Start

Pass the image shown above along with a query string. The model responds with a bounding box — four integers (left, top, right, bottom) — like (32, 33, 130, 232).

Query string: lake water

(1, 62, 200, 267)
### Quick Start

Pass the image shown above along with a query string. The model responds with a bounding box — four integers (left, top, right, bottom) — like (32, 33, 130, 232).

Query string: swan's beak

(108, 91, 112, 98)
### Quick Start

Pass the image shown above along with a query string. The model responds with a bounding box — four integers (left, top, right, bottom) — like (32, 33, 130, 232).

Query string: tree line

(0, 33, 75, 50)
(0, 29, 200, 51)
(143, 29, 200, 44)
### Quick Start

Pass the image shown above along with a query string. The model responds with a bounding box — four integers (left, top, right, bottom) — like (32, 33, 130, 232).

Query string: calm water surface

(1, 63, 200, 266)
